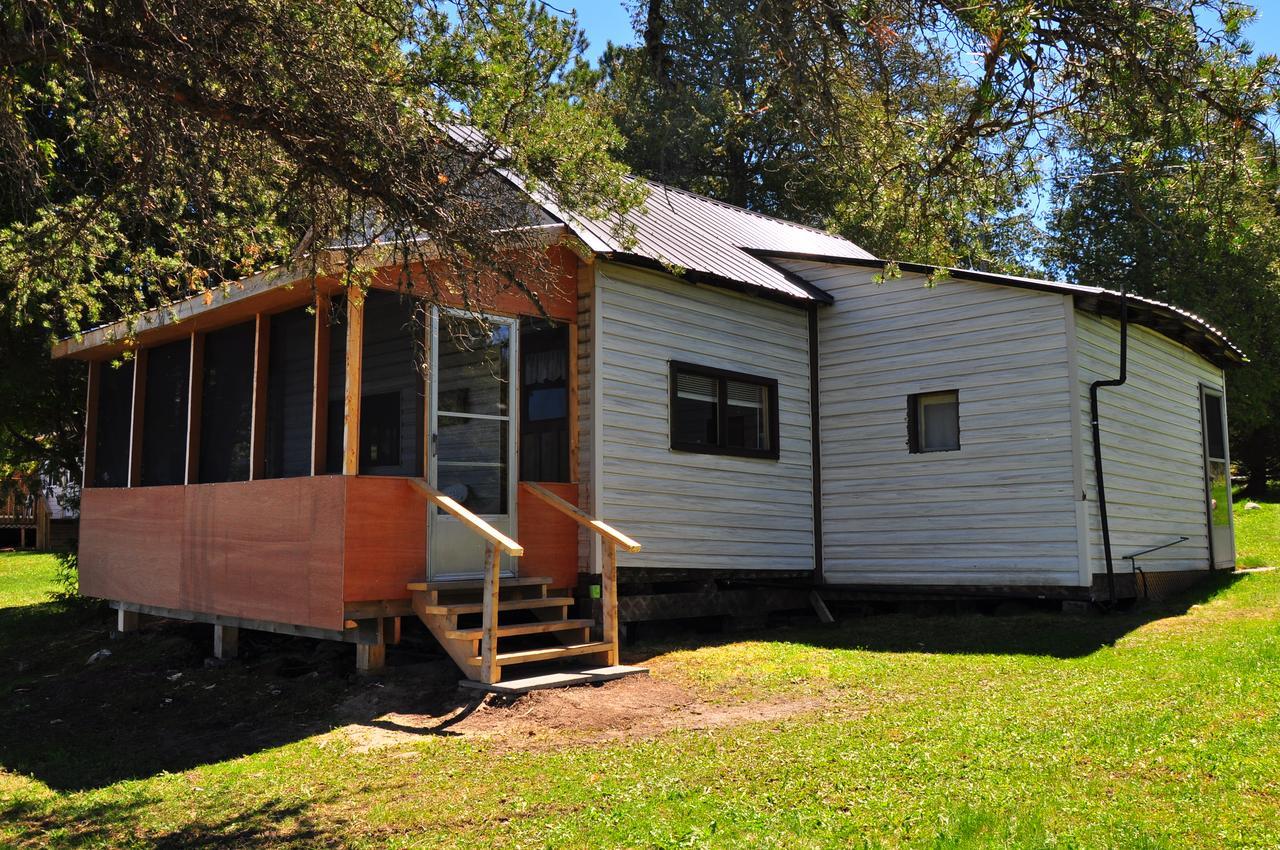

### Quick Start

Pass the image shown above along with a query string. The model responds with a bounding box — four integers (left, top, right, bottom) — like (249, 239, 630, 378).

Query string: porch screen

(265, 306, 315, 479)
(199, 321, 255, 483)
(358, 290, 424, 476)
(324, 295, 346, 474)
(91, 361, 134, 487)
(519, 318, 570, 482)
(139, 338, 191, 486)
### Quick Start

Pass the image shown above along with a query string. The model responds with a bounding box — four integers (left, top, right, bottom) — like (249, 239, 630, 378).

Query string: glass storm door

(1200, 387, 1235, 568)
(428, 310, 518, 579)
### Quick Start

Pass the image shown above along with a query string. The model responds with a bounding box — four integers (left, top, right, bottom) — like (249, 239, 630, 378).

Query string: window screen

(199, 321, 255, 483)
(325, 295, 347, 474)
(265, 307, 315, 479)
(92, 360, 134, 487)
(909, 390, 960, 453)
(140, 338, 191, 486)
(519, 318, 571, 482)
(358, 290, 424, 476)
(670, 362, 779, 459)
(1203, 392, 1226, 461)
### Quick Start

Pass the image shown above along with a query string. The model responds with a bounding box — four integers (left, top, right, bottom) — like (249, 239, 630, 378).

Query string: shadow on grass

(0, 793, 332, 849)
(0, 571, 1246, 798)
(638, 571, 1246, 661)
(0, 603, 478, 794)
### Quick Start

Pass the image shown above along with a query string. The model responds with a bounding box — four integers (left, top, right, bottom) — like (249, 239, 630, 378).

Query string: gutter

(1088, 291, 1129, 607)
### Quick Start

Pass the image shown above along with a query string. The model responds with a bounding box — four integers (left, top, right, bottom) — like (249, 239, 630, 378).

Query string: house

(54, 180, 1243, 685)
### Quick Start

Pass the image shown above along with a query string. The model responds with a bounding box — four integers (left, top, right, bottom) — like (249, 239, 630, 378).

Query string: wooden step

(445, 619, 594, 641)
(407, 576, 553, 592)
(465, 641, 613, 668)
(414, 595, 574, 616)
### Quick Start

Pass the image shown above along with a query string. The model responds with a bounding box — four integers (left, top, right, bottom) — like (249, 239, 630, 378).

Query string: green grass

(0, 551, 61, 608)
(1, 551, 1279, 848)
(1235, 492, 1280, 568)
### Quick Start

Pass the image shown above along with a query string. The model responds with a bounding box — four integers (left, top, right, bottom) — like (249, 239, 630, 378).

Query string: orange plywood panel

(181, 477, 347, 629)
(342, 476, 428, 603)
(517, 482, 581, 591)
(79, 486, 187, 610)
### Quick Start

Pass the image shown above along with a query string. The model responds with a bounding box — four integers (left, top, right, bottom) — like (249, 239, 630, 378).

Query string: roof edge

(752, 250, 1247, 368)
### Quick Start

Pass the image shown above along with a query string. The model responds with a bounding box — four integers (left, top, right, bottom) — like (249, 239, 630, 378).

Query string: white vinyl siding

(1075, 312, 1224, 573)
(595, 262, 814, 571)
(779, 260, 1082, 586)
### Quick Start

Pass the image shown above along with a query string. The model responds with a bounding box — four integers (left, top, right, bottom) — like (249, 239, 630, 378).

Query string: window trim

(669, 360, 780, 460)
(908, 389, 961, 454)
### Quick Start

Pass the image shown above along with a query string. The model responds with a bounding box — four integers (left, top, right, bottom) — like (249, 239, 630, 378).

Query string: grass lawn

(1, 546, 1278, 849)
(0, 551, 61, 608)
(1235, 490, 1280, 568)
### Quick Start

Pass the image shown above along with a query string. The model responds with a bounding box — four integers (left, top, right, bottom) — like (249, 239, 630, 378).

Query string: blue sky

(565, 1, 1280, 62)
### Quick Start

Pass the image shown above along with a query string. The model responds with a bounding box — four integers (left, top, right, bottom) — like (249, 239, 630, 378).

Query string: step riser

(407, 577, 617, 685)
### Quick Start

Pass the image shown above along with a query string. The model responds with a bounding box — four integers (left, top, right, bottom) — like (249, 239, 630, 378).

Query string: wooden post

(116, 608, 140, 633)
(186, 333, 205, 484)
(213, 624, 239, 659)
(83, 359, 101, 489)
(480, 542, 502, 684)
(311, 293, 331, 475)
(602, 540, 619, 665)
(342, 292, 364, 476)
(127, 348, 148, 487)
(249, 313, 270, 479)
(356, 642, 386, 674)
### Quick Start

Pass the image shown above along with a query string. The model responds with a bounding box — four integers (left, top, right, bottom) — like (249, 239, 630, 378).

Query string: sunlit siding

(1076, 313, 1225, 573)
(594, 262, 815, 571)
(779, 260, 1083, 586)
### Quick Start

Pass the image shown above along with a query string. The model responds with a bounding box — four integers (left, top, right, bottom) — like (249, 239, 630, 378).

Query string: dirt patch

(333, 674, 826, 753)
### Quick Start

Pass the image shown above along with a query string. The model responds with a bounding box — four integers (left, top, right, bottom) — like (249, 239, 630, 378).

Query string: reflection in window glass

(519, 318, 570, 482)
(673, 371, 719, 447)
(438, 319, 509, 416)
(725, 380, 767, 451)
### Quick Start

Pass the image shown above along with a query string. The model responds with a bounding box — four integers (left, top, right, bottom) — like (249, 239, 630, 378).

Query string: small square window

(670, 362, 778, 459)
(909, 390, 960, 453)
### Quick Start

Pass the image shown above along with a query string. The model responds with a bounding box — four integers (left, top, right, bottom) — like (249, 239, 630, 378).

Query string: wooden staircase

(409, 575, 614, 679)
(404, 479, 641, 686)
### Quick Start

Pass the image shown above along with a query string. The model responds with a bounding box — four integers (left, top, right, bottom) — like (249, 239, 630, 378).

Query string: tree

(1044, 23, 1280, 496)
(601, 1, 1267, 268)
(598, 0, 1038, 268)
(0, 0, 642, 485)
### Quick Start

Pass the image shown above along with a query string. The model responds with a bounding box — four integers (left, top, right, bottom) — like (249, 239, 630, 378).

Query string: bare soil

(332, 673, 827, 753)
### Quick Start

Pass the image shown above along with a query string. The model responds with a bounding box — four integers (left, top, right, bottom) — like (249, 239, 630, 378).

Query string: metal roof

(517, 176, 875, 303)
(756, 251, 1246, 367)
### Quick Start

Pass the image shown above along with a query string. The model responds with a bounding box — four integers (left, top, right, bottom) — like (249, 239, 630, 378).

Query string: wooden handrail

(520, 481, 638, 668)
(519, 482, 641, 553)
(408, 478, 524, 556)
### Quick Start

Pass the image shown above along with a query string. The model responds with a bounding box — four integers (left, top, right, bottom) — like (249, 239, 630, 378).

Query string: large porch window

(199, 322, 255, 483)
(139, 338, 190, 486)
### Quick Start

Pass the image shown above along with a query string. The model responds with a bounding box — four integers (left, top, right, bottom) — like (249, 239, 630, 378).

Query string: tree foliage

(0, 0, 641, 483)
(603, 0, 1280, 488)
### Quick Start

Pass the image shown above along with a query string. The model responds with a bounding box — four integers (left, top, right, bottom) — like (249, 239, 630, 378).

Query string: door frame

(1198, 382, 1234, 569)
(427, 306, 519, 579)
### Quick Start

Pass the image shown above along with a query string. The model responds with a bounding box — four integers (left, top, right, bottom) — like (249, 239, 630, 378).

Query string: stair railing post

(481, 542, 501, 684)
(602, 540, 619, 666)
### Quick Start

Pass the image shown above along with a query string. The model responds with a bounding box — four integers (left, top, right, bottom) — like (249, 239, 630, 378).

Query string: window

(908, 390, 960, 453)
(140, 338, 191, 486)
(519, 318, 571, 482)
(92, 361, 134, 487)
(264, 306, 315, 479)
(199, 321, 255, 483)
(670, 361, 778, 459)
